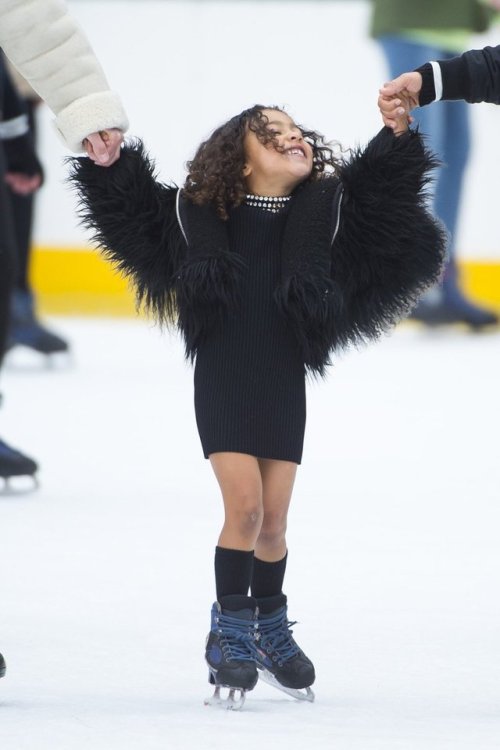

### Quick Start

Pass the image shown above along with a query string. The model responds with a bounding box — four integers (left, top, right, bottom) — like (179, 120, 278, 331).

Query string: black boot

(410, 294, 498, 328)
(205, 595, 259, 692)
(0, 653, 6, 678)
(0, 437, 38, 480)
(410, 267, 498, 329)
(253, 594, 315, 695)
(8, 290, 69, 354)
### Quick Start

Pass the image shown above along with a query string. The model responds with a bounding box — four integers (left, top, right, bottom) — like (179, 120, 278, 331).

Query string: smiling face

(242, 109, 314, 196)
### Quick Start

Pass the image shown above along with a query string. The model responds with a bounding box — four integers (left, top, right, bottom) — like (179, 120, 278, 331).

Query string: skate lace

(257, 611, 300, 664)
(216, 612, 257, 662)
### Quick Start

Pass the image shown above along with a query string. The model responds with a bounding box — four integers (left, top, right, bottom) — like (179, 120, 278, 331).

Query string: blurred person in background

(378, 45, 500, 117)
(0, 0, 128, 489)
(371, 0, 500, 328)
(0, 52, 42, 482)
(5, 61, 69, 356)
(0, 0, 128, 680)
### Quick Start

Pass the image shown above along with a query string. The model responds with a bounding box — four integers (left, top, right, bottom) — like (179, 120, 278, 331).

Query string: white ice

(1, 318, 499, 750)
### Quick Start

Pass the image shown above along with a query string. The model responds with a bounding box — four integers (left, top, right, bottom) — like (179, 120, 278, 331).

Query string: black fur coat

(68, 127, 446, 375)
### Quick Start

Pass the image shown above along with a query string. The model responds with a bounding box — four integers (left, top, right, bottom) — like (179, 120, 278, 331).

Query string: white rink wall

(33, 0, 500, 258)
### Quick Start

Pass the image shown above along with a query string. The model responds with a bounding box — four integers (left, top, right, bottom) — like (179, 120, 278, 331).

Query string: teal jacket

(370, 0, 494, 38)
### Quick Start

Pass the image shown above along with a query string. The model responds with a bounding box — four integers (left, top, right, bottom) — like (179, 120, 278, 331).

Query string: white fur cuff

(54, 91, 129, 152)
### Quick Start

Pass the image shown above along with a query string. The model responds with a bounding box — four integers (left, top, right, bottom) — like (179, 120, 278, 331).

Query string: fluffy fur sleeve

(67, 141, 186, 324)
(332, 127, 447, 348)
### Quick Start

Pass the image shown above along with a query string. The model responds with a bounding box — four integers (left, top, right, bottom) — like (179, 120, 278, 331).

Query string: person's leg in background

(7, 99, 69, 355)
(0, 212, 14, 362)
(435, 90, 495, 323)
(0, 144, 38, 483)
(378, 36, 498, 328)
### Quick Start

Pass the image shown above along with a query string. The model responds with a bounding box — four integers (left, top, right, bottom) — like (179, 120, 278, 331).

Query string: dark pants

(0, 145, 17, 369)
(8, 100, 37, 292)
(0, 100, 37, 366)
(378, 36, 472, 302)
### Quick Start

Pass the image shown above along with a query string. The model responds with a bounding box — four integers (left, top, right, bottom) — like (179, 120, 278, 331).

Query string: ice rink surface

(1, 317, 499, 750)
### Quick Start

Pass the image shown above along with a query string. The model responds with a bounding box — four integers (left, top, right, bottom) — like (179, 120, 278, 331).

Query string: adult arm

(416, 45, 500, 105)
(0, 56, 42, 193)
(0, 0, 128, 154)
(379, 45, 500, 126)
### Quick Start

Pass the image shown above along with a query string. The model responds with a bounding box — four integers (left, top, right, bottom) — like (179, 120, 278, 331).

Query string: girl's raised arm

(330, 126, 447, 349)
(68, 141, 186, 325)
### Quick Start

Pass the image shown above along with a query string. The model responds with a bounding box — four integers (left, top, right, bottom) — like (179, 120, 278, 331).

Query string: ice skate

(7, 290, 69, 357)
(204, 595, 259, 710)
(0, 438, 39, 494)
(408, 274, 499, 330)
(252, 594, 315, 702)
(0, 653, 6, 679)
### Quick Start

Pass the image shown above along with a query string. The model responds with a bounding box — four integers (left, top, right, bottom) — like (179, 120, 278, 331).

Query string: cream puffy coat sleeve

(0, 0, 129, 151)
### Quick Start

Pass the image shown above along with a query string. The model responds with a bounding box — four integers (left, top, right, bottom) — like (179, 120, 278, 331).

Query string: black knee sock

(214, 546, 254, 600)
(250, 552, 288, 599)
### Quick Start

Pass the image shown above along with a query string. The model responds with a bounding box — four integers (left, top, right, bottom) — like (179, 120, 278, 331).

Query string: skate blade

(5, 347, 72, 372)
(0, 474, 39, 496)
(204, 685, 246, 711)
(259, 669, 315, 702)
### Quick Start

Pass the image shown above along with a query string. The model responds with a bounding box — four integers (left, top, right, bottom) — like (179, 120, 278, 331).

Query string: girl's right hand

(83, 128, 124, 166)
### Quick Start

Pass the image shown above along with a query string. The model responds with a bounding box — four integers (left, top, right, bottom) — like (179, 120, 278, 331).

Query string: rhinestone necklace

(245, 194, 292, 213)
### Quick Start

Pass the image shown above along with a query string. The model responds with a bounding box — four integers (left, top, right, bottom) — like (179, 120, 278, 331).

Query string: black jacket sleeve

(415, 63, 437, 106)
(1, 54, 42, 177)
(330, 127, 447, 349)
(67, 141, 186, 324)
(417, 45, 500, 105)
(441, 45, 500, 105)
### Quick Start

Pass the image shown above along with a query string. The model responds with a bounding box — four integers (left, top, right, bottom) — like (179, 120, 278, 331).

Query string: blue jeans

(378, 36, 471, 295)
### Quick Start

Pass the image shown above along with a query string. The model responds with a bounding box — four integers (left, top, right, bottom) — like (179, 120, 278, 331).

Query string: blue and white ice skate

(252, 594, 315, 703)
(204, 595, 259, 711)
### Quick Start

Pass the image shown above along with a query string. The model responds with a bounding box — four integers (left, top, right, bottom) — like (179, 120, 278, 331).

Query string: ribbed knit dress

(193, 202, 306, 464)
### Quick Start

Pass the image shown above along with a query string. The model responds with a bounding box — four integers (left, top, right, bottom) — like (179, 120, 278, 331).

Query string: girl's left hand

(378, 91, 414, 133)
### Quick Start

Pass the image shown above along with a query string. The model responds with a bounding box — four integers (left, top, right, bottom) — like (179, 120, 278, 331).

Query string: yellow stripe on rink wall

(31, 246, 500, 316)
(461, 261, 500, 310)
(31, 246, 136, 316)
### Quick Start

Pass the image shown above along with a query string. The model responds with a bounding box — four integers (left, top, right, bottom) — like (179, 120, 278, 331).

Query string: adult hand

(380, 72, 422, 107)
(4, 172, 42, 195)
(83, 128, 123, 166)
(378, 73, 421, 131)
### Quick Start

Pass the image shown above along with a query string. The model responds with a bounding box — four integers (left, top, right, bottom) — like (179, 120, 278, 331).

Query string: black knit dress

(193, 202, 306, 464)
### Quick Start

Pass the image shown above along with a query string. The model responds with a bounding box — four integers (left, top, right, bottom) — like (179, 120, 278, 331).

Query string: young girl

(70, 104, 445, 708)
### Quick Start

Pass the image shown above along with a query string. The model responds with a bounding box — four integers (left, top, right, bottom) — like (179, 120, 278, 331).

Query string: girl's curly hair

(183, 105, 341, 220)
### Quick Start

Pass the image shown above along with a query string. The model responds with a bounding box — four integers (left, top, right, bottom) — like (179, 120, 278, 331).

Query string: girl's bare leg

(209, 452, 264, 550)
(255, 458, 298, 562)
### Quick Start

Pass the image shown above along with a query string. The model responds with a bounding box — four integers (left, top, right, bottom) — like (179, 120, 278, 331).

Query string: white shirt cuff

(430, 61, 443, 102)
